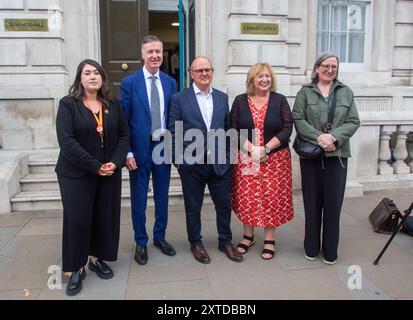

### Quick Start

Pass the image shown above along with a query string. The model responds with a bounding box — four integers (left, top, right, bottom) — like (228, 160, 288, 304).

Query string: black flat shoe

(134, 245, 148, 265)
(66, 269, 86, 296)
(153, 240, 176, 256)
(88, 258, 113, 279)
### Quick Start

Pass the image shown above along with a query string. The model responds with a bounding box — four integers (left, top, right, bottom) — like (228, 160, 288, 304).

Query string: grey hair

(141, 35, 163, 49)
(188, 56, 213, 71)
(311, 52, 339, 83)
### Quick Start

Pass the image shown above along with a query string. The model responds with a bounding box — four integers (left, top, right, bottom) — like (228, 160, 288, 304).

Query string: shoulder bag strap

(324, 87, 338, 133)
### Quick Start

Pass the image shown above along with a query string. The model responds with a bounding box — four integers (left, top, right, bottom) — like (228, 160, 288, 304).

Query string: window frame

(316, 0, 372, 71)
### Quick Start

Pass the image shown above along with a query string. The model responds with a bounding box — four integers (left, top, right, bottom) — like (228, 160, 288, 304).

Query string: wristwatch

(332, 136, 338, 146)
(264, 145, 271, 154)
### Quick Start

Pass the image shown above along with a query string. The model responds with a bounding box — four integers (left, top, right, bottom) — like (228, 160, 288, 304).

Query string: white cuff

(127, 152, 134, 159)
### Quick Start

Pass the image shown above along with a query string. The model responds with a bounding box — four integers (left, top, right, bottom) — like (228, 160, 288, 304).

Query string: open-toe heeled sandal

(236, 234, 255, 254)
(261, 240, 275, 260)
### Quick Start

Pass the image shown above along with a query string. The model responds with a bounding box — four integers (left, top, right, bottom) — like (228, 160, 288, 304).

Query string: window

(317, 0, 370, 65)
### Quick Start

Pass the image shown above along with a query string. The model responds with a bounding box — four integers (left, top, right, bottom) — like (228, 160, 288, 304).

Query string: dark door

(100, 0, 148, 97)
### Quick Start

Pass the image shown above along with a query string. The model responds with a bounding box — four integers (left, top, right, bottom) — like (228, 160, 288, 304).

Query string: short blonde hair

(246, 63, 277, 95)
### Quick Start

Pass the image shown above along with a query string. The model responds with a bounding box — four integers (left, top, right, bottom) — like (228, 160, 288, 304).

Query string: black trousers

(300, 157, 348, 261)
(57, 171, 122, 272)
(178, 164, 232, 248)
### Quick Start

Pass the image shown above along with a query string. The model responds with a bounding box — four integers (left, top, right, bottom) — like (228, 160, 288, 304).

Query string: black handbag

(293, 88, 338, 159)
(292, 136, 323, 159)
(369, 197, 401, 234)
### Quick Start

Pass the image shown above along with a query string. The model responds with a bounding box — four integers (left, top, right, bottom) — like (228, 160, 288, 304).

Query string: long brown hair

(69, 59, 111, 104)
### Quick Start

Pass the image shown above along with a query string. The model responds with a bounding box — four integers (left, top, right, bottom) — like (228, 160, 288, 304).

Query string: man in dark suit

(120, 35, 177, 265)
(168, 56, 242, 264)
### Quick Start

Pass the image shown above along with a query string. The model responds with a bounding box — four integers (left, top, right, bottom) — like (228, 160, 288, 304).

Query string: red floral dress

(231, 97, 294, 227)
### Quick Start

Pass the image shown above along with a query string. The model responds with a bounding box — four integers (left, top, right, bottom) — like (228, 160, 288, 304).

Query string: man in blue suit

(168, 56, 243, 264)
(120, 35, 177, 265)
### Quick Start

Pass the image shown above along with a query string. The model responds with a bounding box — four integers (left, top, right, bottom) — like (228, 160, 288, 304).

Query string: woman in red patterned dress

(230, 63, 294, 260)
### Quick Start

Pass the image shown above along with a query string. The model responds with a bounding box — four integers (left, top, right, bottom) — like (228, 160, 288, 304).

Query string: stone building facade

(0, 0, 412, 213)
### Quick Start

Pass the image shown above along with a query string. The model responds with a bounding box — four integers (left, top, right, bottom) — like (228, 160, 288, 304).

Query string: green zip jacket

(292, 80, 360, 158)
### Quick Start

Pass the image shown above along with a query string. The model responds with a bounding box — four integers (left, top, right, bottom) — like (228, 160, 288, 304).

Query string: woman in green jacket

(292, 52, 360, 265)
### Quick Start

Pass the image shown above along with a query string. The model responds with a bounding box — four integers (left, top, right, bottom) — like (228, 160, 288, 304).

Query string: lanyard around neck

(83, 99, 104, 135)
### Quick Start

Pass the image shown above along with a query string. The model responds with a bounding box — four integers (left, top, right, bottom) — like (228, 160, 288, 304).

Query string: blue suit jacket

(168, 86, 231, 176)
(119, 69, 177, 165)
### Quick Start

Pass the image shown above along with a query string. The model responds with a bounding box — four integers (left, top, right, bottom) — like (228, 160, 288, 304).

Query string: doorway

(148, 11, 180, 89)
(99, 0, 194, 95)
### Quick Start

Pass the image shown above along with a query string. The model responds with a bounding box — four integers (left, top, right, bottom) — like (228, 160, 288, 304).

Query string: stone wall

(0, 0, 63, 149)
(393, 0, 413, 78)
(217, 0, 309, 100)
(0, 0, 100, 150)
(195, 0, 413, 98)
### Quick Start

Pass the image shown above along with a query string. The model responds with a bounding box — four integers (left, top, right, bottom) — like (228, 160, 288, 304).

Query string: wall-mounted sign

(4, 19, 48, 32)
(241, 23, 279, 35)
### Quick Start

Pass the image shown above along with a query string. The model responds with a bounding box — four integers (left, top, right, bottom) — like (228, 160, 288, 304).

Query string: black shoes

(154, 240, 176, 256)
(65, 259, 113, 296)
(134, 241, 175, 265)
(134, 245, 148, 265)
(88, 258, 113, 279)
(66, 268, 86, 296)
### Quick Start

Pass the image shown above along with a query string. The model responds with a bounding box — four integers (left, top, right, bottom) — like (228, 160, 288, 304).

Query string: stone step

(20, 171, 182, 191)
(29, 161, 57, 174)
(15, 155, 202, 213)
(11, 187, 212, 212)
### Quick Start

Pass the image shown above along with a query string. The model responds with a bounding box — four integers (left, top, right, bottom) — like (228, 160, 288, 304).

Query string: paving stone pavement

(0, 189, 412, 300)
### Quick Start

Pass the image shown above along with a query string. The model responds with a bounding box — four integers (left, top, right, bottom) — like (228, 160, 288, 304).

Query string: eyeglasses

(319, 64, 338, 71)
(191, 68, 214, 74)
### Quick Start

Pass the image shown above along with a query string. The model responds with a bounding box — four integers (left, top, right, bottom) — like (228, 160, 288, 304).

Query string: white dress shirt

(193, 83, 214, 130)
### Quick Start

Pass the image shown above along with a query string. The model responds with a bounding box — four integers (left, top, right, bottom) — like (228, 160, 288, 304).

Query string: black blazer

(55, 96, 129, 178)
(230, 92, 293, 154)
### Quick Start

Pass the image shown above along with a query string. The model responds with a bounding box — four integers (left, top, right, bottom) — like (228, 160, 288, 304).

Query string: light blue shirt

(193, 83, 213, 130)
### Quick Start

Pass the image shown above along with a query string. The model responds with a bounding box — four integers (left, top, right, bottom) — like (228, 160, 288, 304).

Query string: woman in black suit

(55, 59, 129, 296)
